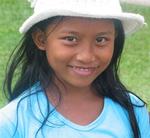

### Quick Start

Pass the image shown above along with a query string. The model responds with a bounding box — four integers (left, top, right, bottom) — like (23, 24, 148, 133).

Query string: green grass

(0, 0, 32, 106)
(0, 1, 150, 109)
(120, 3, 150, 109)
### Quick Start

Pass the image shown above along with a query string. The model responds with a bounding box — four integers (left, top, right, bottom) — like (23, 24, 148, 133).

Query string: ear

(32, 29, 47, 51)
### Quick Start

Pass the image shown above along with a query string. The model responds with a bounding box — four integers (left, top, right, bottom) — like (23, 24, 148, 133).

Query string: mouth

(68, 65, 99, 76)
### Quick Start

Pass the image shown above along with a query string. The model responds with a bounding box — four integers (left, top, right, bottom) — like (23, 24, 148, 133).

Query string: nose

(76, 43, 96, 63)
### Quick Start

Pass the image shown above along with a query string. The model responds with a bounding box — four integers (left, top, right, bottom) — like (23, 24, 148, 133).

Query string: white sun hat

(19, 0, 145, 35)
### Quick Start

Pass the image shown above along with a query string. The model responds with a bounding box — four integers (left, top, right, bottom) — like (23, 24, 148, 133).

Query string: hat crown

(29, 0, 122, 14)
(21, 0, 144, 34)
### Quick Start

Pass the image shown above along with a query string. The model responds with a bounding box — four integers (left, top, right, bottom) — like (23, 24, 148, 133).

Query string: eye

(96, 37, 107, 45)
(63, 36, 78, 42)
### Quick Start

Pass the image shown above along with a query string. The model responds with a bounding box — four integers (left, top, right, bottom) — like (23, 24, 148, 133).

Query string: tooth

(73, 66, 92, 71)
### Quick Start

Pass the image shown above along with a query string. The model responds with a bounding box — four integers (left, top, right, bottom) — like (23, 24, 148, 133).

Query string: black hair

(3, 16, 145, 138)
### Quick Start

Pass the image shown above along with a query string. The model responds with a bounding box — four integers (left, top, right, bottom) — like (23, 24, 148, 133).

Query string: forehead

(47, 17, 115, 33)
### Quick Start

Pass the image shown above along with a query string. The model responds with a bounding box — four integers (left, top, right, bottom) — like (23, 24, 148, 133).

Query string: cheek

(98, 45, 114, 64)
(106, 47, 114, 61)
(45, 43, 74, 67)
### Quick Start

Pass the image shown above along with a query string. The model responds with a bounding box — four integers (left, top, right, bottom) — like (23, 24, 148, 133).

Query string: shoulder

(129, 93, 150, 137)
(0, 95, 22, 137)
(106, 93, 150, 137)
(0, 82, 45, 137)
(128, 93, 149, 121)
(0, 82, 42, 116)
(129, 93, 144, 106)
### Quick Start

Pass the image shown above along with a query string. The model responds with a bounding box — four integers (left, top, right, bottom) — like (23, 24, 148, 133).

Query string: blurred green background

(0, 0, 150, 109)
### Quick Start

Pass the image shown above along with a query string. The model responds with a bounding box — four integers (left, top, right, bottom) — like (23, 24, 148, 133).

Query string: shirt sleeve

(130, 94, 150, 138)
(0, 111, 19, 138)
(135, 104, 150, 138)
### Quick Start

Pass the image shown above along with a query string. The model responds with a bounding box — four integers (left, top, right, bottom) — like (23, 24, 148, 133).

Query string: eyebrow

(61, 30, 79, 35)
(60, 29, 114, 36)
(96, 31, 115, 36)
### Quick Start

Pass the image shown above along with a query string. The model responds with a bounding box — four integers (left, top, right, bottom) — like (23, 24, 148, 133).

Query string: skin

(33, 17, 116, 125)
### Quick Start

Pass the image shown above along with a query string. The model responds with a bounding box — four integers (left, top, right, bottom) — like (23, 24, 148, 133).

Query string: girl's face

(34, 17, 115, 89)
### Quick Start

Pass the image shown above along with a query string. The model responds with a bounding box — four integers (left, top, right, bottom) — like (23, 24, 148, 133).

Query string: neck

(46, 79, 100, 106)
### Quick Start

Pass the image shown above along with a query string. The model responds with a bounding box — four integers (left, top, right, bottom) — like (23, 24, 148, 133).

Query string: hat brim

(19, 10, 145, 35)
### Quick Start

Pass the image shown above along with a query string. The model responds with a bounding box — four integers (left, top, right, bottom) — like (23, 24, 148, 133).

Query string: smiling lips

(68, 65, 99, 76)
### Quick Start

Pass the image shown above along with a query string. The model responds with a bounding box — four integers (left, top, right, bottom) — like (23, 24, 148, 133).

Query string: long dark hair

(3, 16, 144, 138)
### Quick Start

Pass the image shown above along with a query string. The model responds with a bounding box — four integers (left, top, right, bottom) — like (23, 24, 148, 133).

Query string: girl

(0, 0, 149, 138)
